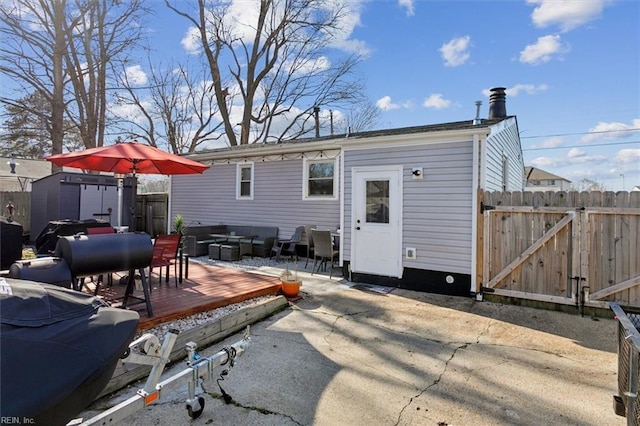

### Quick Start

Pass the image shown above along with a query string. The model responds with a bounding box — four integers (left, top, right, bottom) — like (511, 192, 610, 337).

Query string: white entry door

(351, 166, 403, 278)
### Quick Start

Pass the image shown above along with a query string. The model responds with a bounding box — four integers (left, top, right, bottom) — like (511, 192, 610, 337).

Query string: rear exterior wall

(342, 140, 475, 276)
(484, 118, 524, 191)
(170, 158, 340, 243)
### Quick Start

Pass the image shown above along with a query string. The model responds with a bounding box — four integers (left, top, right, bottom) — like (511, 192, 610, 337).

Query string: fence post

(627, 344, 638, 425)
(475, 188, 484, 297)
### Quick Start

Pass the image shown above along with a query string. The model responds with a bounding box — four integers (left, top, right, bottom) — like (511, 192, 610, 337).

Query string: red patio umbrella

(46, 141, 209, 230)
(46, 141, 209, 175)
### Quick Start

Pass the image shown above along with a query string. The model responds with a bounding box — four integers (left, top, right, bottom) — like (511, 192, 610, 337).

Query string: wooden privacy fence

(478, 191, 640, 310)
(0, 191, 168, 239)
(135, 193, 168, 237)
(1, 191, 31, 234)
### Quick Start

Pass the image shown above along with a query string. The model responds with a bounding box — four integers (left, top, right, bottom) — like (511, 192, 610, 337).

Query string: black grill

(54, 232, 153, 277)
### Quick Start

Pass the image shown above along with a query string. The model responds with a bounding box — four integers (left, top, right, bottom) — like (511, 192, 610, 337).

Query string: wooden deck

(83, 262, 282, 330)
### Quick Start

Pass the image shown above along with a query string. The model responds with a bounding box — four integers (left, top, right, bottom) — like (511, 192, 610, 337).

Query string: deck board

(83, 262, 282, 330)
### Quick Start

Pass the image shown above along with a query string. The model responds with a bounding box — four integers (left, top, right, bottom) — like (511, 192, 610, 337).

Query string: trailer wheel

(187, 396, 205, 419)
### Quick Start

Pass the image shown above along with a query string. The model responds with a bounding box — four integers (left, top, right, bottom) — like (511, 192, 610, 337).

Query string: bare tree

(334, 101, 381, 135)
(572, 178, 608, 192)
(165, 0, 368, 146)
(0, 91, 83, 157)
(64, 0, 148, 150)
(113, 58, 224, 154)
(1, 0, 68, 165)
(0, 0, 148, 164)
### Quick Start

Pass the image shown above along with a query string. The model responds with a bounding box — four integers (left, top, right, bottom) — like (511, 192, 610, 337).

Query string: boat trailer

(76, 325, 251, 425)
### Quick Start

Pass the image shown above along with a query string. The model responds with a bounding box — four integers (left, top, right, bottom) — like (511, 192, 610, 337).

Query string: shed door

(79, 185, 118, 224)
(351, 166, 403, 278)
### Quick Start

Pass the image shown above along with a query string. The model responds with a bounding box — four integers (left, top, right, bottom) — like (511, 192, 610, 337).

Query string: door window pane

(366, 180, 389, 223)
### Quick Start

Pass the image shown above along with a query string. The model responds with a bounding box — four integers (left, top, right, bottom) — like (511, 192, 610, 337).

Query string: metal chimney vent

(473, 101, 482, 125)
(488, 87, 507, 119)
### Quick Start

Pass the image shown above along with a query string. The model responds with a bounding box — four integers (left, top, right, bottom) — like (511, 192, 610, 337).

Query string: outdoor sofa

(182, 224, 278, 258)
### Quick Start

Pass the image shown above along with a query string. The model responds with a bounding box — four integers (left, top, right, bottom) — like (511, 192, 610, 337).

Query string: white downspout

(339, 151, 345, 269)
(471, 134, 480, 294)
(479, 135, 487, 189)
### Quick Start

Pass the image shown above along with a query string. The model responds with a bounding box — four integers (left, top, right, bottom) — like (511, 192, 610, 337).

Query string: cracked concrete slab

(78, 272, 623, 425)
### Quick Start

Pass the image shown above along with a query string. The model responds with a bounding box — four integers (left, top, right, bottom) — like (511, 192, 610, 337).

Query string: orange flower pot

(281, 280, 302, 297)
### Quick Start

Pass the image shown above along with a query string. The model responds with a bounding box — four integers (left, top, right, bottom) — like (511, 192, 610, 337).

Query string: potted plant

(280, 262, 302, 297)
(172, 214, 184, 235)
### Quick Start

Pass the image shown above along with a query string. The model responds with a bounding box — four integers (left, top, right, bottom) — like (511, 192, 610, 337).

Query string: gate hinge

(480, 203, 495, 214)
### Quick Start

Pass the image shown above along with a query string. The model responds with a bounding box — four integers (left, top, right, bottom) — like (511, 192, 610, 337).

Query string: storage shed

(30, 172, 135, 241)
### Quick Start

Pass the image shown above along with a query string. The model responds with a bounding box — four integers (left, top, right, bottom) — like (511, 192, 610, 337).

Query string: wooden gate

(478, 191, 640, 309)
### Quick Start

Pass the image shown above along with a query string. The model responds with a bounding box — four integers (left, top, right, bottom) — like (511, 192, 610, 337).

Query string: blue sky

(142, 0, 638, 191)
(2, 1, 636, 190)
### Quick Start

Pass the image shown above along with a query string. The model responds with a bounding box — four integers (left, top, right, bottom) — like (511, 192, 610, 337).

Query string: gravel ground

(191, 254, 296, 272)
(134, 255, 291, 340)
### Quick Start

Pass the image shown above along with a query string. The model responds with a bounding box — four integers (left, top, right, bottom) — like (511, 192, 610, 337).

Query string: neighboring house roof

(524, 166, 571, 183)
(0, 157, 52, 191)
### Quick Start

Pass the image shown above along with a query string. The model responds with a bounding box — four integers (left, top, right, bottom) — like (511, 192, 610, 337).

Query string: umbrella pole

(117, 177, 123, 228)
(130, 175, 137, 232)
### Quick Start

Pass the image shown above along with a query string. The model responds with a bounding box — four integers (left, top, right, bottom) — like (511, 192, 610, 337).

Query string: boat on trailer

(0, 278, 139, 426)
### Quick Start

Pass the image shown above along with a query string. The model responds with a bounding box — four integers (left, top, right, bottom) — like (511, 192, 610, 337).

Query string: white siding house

(524, 167, 572, 191)
(171, 88, 524, 296)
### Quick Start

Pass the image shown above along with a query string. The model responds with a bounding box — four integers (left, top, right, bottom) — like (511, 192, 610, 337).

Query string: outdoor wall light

(9, 154, 17, 174)
(411, 167, 423, 180)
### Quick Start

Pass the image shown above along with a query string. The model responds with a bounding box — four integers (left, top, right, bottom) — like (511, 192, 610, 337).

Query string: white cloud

(530, 149, 607, 169)
(519, 35, 569, 65)
(439, 36, 471, 67)
(567, 153, 607, 164)
(482, 83, 548, 98)
(108, 100, 153, 125)
(581, 119, 640, 142)
(506, 83, 549, 96)
(567, 148, 585, 158)
(287, 55, 331, 76)
(615, 149, 640, 165)
(398, 0, 415, 16)
(527, 0, 607, 32)
(180, 1, 369, 56)
(567, 169, 596, 179)
(423, 94, 452, 110)
(181, 27, 202, 55)
(530, 156, 566, 168)
(376, 96, 400, 111)
(124, 65, 148, 86)
(542, 136, 564, 148)
(325, 0, 370, 56)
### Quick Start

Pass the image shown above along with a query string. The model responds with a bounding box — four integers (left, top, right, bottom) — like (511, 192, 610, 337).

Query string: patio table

(210, 234, 258, 259)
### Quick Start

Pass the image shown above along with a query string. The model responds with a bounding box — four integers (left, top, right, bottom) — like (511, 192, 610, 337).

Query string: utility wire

(520, 128, 640, 139)
(523, 140, 640, 151)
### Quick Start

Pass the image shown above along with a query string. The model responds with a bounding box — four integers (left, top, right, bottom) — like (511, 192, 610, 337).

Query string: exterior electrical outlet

(406, 247, 417, 259)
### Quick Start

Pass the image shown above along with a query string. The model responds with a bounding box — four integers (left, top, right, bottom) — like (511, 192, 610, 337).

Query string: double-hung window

(303, 158, 338, 200)
(236, 162, 254, 200)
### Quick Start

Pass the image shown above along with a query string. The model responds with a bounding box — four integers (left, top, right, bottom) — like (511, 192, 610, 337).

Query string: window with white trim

(303, 158, 337, 199)
(236, 162, 254, 199)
